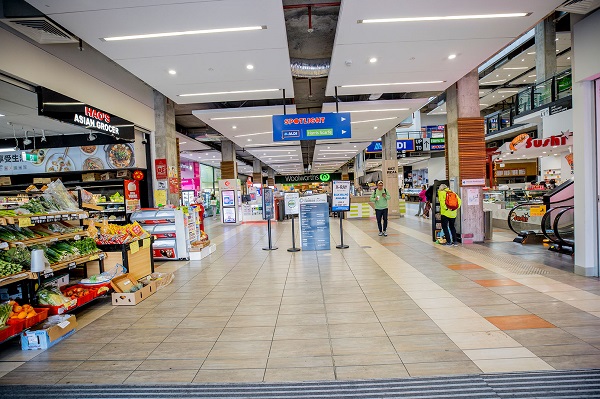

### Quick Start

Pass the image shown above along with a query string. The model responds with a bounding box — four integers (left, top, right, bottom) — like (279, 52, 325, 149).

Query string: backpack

(444, 190, 459, 211)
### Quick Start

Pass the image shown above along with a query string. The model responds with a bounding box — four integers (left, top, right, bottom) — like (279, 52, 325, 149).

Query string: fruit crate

(61, 285, 95, 307)
(25, 308, 49, 329)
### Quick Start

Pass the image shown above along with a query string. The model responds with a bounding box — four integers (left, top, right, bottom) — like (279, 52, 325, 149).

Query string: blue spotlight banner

(272, 112, 351, 141)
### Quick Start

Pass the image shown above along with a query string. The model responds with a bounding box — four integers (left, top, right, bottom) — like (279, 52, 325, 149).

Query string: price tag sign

(89, 254, 99, 260)
(43, 271, 54, 278)
(143, 238, 150, 248)
(30, 216, 39, 223)
(49, 238, 58, 243)
(38, 216, 46, 222)
(79, 213, 87, 219)
(18, 217, 33, 227)
(129, 240, 140, 254)
(74, 235, 81, 241)
(46, 216, 54, 222)
(68, 262, 77, 270)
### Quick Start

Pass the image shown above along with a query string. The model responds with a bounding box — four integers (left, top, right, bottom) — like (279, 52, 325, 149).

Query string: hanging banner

(273, 112, 351, 141)
(331, 181, 351, 212)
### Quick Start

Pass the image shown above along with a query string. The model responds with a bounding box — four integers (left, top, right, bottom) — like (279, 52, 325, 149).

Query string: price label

(74, 235, 81, 241)
(99, 253, 106, 260)
(49, 238, 58, 243)
(18, 217, 33, 227)
(0, 242, 8, 249)
(68, 262, 77, 270)
(129, 240, 140, 254)
(143, 238, 150, 248)
(43, 271, 54, 278)
(79, 213, 87, 219)
(89, 254, 99, 260)
(46, 216, 54, 222)
(30, 217, 39, 223)
(57, 321, 70, 329)
(38, 216, 46, 222)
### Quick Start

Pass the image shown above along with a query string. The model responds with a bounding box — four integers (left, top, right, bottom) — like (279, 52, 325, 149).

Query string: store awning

(492, 131, 573, 162)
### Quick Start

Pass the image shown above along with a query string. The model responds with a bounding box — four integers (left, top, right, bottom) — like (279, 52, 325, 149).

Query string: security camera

(141, 139, 148, 144)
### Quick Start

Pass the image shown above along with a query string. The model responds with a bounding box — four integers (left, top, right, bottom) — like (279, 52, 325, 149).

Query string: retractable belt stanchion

(287, 215, 300, 252)
(263, 218, 278, 251)
(262, 187, 277, 251)
(336, 211, 349, 249)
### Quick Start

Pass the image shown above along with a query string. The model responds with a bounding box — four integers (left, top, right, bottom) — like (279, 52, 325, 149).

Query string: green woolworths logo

(319, 174, 331, 182)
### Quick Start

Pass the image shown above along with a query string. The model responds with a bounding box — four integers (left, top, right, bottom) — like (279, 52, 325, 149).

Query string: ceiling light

(234, 131, 271, 137)
(180, 141, 187, 144)
(480, 103, 489, 106)
(327, 147, 330, 149)
(0, 114, 4, 117)
(246, 64, 254, 70)
(507, 75, 511, 77)
(103, 25, 266, 41)
(247, 139, 252, 142)
(232, 125, 237, 129)
(498, 90, 519, 93)
(353, 145, 357, 148)
(179, 88, 279, 97)
(485, 79, 506, 84)
(373, 126, 378, 129)
(348, 108, 409, 113)
(0, 147, 18, 153)
(210, 114, 273, 121)
(358, 13, 530, 24)
(341, 81, 443, 88)
(448, 54, 457, 60)
(567, 57, 570, 60)
(528, 74, 536, 77)
(369, 57, 377, 63)
(523, 79, 527, 82)
(555, 38, 559, 41)
(521, 59, 525, 62)
(496, 75, 499, 77)
(351, 117, 399, 124)
(542, 151, 547, 154)
(168, 70, 177, 75)
(527, 51, 536, 55)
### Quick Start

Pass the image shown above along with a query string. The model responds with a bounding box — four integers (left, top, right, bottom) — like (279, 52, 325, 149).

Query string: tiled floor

(0, 205, 598, 384)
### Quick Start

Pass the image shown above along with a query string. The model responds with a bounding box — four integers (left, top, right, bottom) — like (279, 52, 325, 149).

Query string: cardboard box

(101, 172, 115, 181)
(21, 314, 77, 350)
(82, 173, 101, 182)
(111, 281, 156, 306)
(33, 177, 52, 184)
(116, 170, 132, 179)
(0, 176, 11, 186)
(110, 273, 138, 293)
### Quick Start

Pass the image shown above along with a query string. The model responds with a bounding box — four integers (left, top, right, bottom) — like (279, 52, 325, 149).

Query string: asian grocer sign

(275, 173, 341, 184)
(37, 87, 135, 141)
(273, 113, 351, 141)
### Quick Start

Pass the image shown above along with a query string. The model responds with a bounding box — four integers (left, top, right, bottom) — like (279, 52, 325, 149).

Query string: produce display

(95, 221, 150, 245)
(6, 301, 37, 321)
(37, 288, 72, 307)
(0, 302, 11, 325)
(0, 248, 31, 268)
(70, 238, 99, 256)
(0, 259, 23, 278)
(62, 286, 91, 300)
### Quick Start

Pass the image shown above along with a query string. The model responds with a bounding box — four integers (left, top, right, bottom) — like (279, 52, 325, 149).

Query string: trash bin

(484, 210, 493, 240)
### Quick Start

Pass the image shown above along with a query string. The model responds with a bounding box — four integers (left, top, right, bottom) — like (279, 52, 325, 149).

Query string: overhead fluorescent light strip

(233, 132, 271, 138)
(103, 25, 266, 41)
(180, 88, 279, 97)
(341, 81, 443, 88)
(358, 13, 530, 24)
(210, 115, 274, 121)
(351, 117, 399, 123)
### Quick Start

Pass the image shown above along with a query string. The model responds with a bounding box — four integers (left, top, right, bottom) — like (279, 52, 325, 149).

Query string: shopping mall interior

(0, 0, 599, 397)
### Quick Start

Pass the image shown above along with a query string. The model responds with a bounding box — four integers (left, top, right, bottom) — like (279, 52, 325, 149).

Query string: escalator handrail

(553, 206, 575, 248)
(546, 195, 574, 207)
(507, 202, 543, 235)
(541, 206, 573, 243)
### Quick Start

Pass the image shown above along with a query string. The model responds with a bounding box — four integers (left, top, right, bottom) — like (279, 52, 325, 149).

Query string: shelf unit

(131, 209, 189, 260)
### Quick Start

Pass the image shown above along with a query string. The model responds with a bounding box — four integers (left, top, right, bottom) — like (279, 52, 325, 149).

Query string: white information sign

(284, 192, 300, 215)
(332, 180, 351, 212)
(467, 188, 480, 206)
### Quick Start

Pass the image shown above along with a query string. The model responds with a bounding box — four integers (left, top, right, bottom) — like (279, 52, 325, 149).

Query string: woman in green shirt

(370, 180, 389, 236)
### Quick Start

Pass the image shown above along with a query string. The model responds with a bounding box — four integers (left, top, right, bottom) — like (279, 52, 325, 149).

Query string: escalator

(550, 206, 574, 255)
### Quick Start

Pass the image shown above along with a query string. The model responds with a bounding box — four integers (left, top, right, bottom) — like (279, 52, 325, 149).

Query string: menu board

(262, 188, 274, 220)
(300, 200, 330, 251)
(0, 144, 135, 175)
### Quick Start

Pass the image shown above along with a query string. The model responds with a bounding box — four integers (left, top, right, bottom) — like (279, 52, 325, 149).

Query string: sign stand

(263, 218, 278, 251)
(287, 215, 300, 252)
(335, 211, 349, 249)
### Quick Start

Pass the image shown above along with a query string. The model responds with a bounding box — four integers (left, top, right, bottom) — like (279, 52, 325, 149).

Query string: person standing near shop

(416, 185, 427, 217)
(370, 180, 389, 236)
(438, 184, 461, 246)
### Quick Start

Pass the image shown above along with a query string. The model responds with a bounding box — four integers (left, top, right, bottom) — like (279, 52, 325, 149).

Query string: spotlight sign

(37, 87, 135, 141)
(272, 112, 351, 141)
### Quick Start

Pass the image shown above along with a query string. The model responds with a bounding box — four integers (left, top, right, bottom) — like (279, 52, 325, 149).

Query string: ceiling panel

(27, 0, 294, 103)
(327, 0, 565, 96)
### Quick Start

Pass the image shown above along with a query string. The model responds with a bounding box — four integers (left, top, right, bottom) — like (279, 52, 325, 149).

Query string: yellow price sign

(530, 205, 546, 217)
(129, 240, 140, 254)
(89, 254, 99, 260)
(143, 238, 150, 248)
(18, 217, 34, 227)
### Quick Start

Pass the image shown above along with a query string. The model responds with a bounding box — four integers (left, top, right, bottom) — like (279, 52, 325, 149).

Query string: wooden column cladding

(221, 161, 236, 179)
(253, 173, 262, 186)
(457, 118, 486, 182)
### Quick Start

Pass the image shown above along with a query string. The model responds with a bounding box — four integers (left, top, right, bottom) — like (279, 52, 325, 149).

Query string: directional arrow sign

(273, 112, 352, 141)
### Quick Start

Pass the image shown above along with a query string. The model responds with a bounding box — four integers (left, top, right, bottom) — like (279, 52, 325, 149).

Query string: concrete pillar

(267, 168, 275, 187)
(253, 159, 263, 186)
(381, 129, 400, 218)
(354, 152, 365, 191)
(535, 17, 557, 84)
(220, 139, 237, 179)
(153, 90, 179, 206)
(341, 164, 349, 181)
(446, 69, 486, 242)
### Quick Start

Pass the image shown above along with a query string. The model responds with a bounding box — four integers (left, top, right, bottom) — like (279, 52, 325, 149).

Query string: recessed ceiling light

(374, 126, 378, 129)
(448, 54, 457, 60)
(567, 57, 571, 60)
(103, 25, 266, 41)
(247, 139, 252, 142)
(358, 13, 530, 24)
(180, 141, 187, 144)
(234, 131, 271, 138)
(327, 147, 331, 149)
(341, 81, 443, 88)
(369, 57, 377, 63)
(528, 74, 536, 77)
(485, 79, 506, 84)
(521, 59, 525, 62)
(496, 74, 499, 77)
(180, 88, 279, 97)
(351, 117, 399, 124)
(508, 74, 511, 77)
(556, 38, 559, 41)
(527, 51, 536, 55)
(168, 70, 177, 75)
(348, 108, 409, 113)
(232, 126, 237, 130)
(523, 79, 527, 82)
(353, 145, 357, 148)
(543, 151, 547, 154)
(246, 64, 254, 70)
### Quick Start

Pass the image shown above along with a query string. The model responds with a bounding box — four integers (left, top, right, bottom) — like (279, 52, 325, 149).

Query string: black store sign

(37, 87, 135, 141)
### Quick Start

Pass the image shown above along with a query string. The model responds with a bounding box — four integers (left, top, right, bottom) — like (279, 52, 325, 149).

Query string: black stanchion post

(263, 218, 278, 251)
(336, 211, 349, 249)
(287, 215, 300, 252)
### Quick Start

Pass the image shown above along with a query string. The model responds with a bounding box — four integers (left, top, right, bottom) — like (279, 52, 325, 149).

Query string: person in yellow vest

(438, 184, 462, 246)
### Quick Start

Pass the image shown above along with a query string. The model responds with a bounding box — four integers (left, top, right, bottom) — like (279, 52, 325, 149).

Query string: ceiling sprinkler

(41, 130, 47, 142)
(23, 131, 32, 146)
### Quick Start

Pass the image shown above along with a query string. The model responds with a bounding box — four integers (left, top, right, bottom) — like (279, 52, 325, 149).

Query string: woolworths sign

(275, 173, 341, 184)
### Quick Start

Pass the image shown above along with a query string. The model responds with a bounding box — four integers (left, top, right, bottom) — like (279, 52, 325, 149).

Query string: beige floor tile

(270, 339, 331, 358)
(276, 313, 328, 326)
(404, 361, 481, 377)
(412, 297, 468, 309)
(76, 360, 143, 371)
(218, 326, 275, 341)
(129, 317, 185, 329)
(333, 354, 403, 367)
(399, 350, 471, 364)
(423, 307, 481, 320)
(279, 303, 327, 314)
(125, 369, 198, 383)
(446, 331, 522, 350)
(233, 305, 281, 316)
(164, 327, 223, 342)
(264, 366, 335, 382)
(187, 306, 237, 317)
(336, 364, 409, 380)
(505, 328, 584, 346)
(528, 343, 600, 357)
(369, 300, 421, 312)
(59, 370, 132, 384)
(0, 370, 70, 384)
(148, 341, 213, 360)
(329, 322, 387, 338)
(389, 334, 460, 353)
(226, 314, 278, 327)
(542, 354, 600, 369)
(464, 347, 538, 361)
(331, 337, 396, 356)
(473, 357, 554, 373)
(273, 324, 330, 340)
(0, 362, 24, 373)
(471, 304, 532, 317)
(209, 340, 272, 358)
(113, 328, 173, 343)
(267, 356, 333, 368)
(202, 356, 268, 370)
(327, 311, 380, 325)
(193, 368, 265, 383)
(324, 294, 369, 304)
(89, 342, 160, 361)
(433, 317, 498, 333)
(178, 316, 230, 329)
(382, 320, 442, 336)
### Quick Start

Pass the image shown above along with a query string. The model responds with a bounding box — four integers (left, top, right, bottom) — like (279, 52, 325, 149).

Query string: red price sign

(155, 159, 167, 180)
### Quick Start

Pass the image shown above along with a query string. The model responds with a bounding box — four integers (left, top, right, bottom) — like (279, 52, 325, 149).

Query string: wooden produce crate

(94, 238, 154, 281)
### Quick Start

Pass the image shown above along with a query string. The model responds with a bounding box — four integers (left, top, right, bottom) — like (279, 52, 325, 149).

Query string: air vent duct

(557, 0, 600, 14)
(2, 17, 78, 44)
(290, 58, 330, 78)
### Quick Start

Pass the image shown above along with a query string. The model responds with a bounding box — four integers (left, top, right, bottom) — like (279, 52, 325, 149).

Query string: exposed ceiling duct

(290, 57, 330, 78)
(557, 0, 600, 14)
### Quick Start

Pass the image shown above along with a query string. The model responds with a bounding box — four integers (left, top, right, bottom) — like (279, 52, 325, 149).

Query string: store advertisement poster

(169, 177, 179, 194)
(332, 180, 351, 212)
(284, 192, 300, 215)
(154, 190, 167, 206)
(467, 189, 479, 206)
(124, 180, 141, 213)
(222, 190, 235, 206)
(262, 188, 274, 220)
(222, 207, 236, 223)
(300, 202, 330, 251)
(0, 144, 135, 175)
(155, 159, 167, 179)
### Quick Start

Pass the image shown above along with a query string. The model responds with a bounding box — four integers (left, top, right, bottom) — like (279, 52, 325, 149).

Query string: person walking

(437, 184, 461, 246)
(422, 184, 434, 219)
(370, 180, 389, 236)
(416, 185, 427, 217)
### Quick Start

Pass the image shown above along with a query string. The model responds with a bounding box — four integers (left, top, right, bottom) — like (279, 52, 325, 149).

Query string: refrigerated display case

(130, 209, 190, 260)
